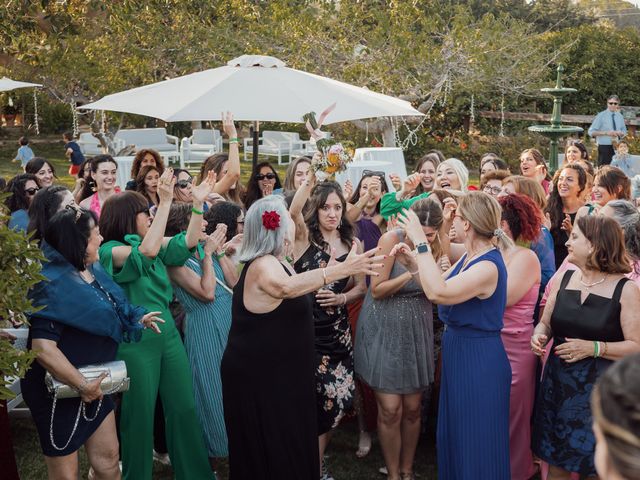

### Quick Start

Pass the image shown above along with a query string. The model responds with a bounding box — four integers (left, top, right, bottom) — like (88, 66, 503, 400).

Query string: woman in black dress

(221, 195, 381, 480)
(290, 171, 369, 478)
(21, 206, 162, 479)
(531, 215, 640, 479)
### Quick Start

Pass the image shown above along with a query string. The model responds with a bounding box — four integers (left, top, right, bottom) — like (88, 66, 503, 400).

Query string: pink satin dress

(501, 282, 539, 480)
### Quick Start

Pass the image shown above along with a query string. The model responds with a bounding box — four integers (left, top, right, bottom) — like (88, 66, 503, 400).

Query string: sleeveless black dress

(532, 270, 627, 475)
(221, 260, 318, 480)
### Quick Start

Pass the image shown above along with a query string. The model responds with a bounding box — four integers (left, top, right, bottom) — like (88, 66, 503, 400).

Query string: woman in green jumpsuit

(98, 167, 217, 480)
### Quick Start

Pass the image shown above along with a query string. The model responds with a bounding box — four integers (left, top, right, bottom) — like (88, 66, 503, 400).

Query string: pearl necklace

(579, 273, 607, 289)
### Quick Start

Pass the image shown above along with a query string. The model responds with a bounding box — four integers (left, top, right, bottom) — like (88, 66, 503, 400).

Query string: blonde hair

(503, 175, 547, 211)
(457, 191, 513, 251)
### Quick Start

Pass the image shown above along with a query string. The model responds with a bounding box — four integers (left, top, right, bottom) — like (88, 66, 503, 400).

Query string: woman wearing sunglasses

(243, 161, 282, 210)
(173, 169, 194, 203)
(4, 173, 39, 232)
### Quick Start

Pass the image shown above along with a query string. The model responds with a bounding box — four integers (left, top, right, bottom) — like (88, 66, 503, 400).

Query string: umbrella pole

(252, 120, 259, 169)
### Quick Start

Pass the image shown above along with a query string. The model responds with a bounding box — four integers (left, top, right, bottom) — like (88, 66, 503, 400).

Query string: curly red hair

(499, 193, 541, 243)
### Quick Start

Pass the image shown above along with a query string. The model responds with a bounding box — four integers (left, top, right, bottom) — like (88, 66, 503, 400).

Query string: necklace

(579, 273, 607, 289)
(461, 245, 495, 270)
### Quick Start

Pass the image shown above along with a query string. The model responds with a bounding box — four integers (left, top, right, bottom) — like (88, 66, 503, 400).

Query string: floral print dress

(294, 243, 355, 435)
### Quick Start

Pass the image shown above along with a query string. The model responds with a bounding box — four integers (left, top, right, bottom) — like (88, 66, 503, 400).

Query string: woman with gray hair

(220, 195, 382, 480)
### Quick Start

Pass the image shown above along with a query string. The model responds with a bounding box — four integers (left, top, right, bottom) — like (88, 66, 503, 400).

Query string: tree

(0, 200, 42, 399)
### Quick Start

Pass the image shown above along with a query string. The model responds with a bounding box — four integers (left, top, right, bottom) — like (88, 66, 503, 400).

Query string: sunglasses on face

(608, 102, 619, 106)
(256, 173, 276, 181)
(137, 207, 150, 216)
(25, 187, 40, 195)
(176, 178, 192, 189)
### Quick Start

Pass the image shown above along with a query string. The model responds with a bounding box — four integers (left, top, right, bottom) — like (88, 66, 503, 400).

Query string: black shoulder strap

(612, 277, 630, 303)
(559, 269, 575, 291)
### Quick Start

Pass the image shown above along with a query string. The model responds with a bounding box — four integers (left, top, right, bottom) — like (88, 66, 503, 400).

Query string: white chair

(115, 128, 180, 164)
(180, 129, 223, 168)
(243, 130, 304, 165)
(77, 132, 104, 156)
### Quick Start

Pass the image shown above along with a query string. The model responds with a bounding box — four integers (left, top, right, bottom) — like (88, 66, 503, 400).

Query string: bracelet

(408, 268, 419, 275)
(75, 377, 89, 394)
(191, 206, 204, 215)
(215, 251, 226, 260)
(322, 268, 328, 285)
(593, 341, 600, 358)
(341, 293, 347, 306)
(229, 137, 239, 144)
(602, 341, 608, 357)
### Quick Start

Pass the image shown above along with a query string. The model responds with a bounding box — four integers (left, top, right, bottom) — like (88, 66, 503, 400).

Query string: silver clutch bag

(45, 360, 130, 399)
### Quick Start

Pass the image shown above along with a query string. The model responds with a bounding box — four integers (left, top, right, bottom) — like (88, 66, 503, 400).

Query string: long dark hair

(544, 164, 587, 232)
(243, 162, 282, 210)
(79, 154, 118, 202)
(135, 165, 160, 206)
(25, 157, 57, 184)
(304, 181, 354, 250)
(349, 171, 389, 214)
(27, 185, 71, 241)
(4, 173, 38, 213)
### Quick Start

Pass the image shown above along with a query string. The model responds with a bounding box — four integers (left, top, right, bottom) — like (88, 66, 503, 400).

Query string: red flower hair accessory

(262, 210, 281, 230)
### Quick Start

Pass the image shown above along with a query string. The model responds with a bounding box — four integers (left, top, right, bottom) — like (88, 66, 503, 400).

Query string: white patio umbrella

(0, 77, 42, 92)
(81, 55, 422, 164)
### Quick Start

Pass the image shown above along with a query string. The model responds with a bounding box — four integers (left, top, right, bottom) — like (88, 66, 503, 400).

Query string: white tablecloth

(335, 160, 394, 189)
(115, 156, 135, 189)
(353, 147, 407, 179)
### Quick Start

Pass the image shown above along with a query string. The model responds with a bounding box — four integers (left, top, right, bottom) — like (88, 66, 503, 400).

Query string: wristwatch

(415, 242, 430, 254)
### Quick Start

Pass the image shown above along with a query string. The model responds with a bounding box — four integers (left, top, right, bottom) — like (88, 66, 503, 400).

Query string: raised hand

(157, 167, 176, 204)
(534, 164, 548, 183)
(343, 241, 385, 277)
(389, 242, 418, 271)
(560, 213, 572, 232)
(222, 111, 237, 139)
(204, 224, 227, 256)
(192, 170, 217, 204)
(140, 311, 165, 334)
(442, 197, 457, 224)
(397, 208, 427, 245)
(262, 182, 274, 197)
(223, 233, 243, 256)
(403, 173, 422, 193)
(368, 176, 382, 197)
(389, 173, 402, 192)
(343, 179, 354, 201)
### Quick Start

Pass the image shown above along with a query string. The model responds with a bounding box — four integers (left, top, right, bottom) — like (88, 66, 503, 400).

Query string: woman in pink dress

(78, 155, 120, 219)
(498, 193, 542, 480)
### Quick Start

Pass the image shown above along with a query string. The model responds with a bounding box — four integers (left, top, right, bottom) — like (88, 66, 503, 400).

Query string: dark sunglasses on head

(362, 170, 385, 179)
(176, 178, 192, 189)
(25, 187, 40, 195)
(256, 173, 276, 181)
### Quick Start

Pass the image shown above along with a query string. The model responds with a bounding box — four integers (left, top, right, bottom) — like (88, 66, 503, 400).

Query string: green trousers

(118, 324, 213, 479)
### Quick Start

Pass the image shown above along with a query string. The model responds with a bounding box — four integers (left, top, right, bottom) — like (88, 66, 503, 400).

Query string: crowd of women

(3, 117, 640, 480)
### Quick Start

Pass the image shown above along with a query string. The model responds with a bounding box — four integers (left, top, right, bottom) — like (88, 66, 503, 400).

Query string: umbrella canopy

(0, 77, 42, 92)
(80, 55, 422, 123)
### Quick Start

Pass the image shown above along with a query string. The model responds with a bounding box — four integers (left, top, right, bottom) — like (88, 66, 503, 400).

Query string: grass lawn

(11, 414, 439, 479)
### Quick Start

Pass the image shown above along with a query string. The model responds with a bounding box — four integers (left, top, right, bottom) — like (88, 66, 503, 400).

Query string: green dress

(99, 233, 213, 480)
(173, 256, 232, 457)
(379, 191, 430, 219)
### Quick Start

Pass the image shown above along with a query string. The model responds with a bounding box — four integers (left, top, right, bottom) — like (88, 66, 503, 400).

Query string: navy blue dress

(21, 305, 118, 456)
(532, 270, 627, 475)
(437, 248, 511, 480)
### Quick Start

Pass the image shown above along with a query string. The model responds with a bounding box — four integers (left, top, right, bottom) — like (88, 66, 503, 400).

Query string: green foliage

(0, 196, 44, 400)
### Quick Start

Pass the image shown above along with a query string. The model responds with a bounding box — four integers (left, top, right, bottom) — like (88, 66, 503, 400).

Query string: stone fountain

(528, 64, 583, 172)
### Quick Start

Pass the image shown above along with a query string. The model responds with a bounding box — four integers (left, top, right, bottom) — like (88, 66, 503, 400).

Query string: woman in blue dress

(394, 191, 512, 480)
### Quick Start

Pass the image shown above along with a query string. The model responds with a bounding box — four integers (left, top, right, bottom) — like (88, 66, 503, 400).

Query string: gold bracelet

(322, 268, 328, 285)
(342, 293, 347, 305)
(602, 341, 608, 357)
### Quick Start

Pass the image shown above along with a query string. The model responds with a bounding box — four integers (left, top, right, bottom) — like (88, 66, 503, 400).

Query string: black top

(551, 270, 626, 342)
(221, 259, 318, 479)
(551, 212, 577, 270)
